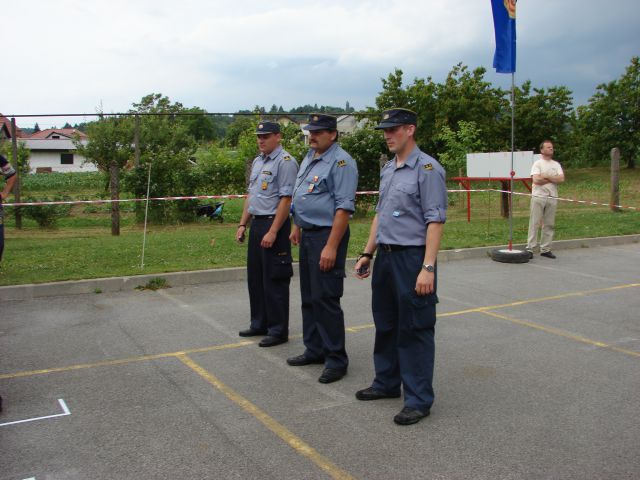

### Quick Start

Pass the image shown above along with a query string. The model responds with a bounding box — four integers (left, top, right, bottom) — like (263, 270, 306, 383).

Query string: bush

(21, 196, 73, 228)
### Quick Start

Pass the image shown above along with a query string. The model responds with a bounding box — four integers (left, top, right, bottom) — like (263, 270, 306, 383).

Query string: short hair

(539, 139, 554, 151)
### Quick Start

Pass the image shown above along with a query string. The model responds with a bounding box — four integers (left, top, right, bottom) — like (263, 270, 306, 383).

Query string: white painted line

(0, 399, 71, 427)
(22, 477, 36, 480)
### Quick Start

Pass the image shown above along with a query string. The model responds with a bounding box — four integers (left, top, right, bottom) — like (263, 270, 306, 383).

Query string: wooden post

(110, 161, 120, 236)
(610, 147, 621, 212)
(134, 115, 141, 168)
(500, 180, 510, 218)
(10, 118, 22, 229)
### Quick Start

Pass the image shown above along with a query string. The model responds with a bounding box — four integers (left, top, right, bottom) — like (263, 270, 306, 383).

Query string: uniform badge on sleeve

(337, 160, 347, 167)
(283, 155, 291, 161)
(424, 163, 433, 171)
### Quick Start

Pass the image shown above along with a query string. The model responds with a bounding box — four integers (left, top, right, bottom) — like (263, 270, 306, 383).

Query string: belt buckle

(381, 244, 392, 252)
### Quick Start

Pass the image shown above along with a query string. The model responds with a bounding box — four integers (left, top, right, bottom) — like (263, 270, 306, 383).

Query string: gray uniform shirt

(292, 142, 358, 229)
(376, 146, 447, 245)
(0, 154, 16, 222)
(247, 146, 298, 216)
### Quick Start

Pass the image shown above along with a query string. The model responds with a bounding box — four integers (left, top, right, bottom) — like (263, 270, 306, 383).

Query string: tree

(339, 123, 387, 190)
(181, 107, 218, 142)
(436, 120, 486, 176)
(74, 116, 133, 235)
(577, 56, 639, 168)
(124, 93, 199, 223)
(33, 122, 41, 133)
(225, 116, 255, 147)
(0, 141, 31, 176)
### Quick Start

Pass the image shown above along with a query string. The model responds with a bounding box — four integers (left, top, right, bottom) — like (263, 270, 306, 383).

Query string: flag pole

(509, 72, 515, 250)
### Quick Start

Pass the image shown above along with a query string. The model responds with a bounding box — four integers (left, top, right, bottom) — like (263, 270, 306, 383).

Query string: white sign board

(466, 151, 535, 178)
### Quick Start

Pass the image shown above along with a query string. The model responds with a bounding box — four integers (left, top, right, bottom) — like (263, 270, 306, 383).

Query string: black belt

(253, 215, 275, 219)
(304, 225, 331, 231)
(378, 244, 424, 252)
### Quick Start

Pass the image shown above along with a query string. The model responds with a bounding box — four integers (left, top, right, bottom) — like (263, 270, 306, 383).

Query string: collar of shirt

(391, 145, 421, 171)
(309, 142, 338, 164)
(262, 145, 283, 163)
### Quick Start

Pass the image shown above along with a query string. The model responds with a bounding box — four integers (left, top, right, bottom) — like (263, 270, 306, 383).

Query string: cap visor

(374, 121, 401, 130)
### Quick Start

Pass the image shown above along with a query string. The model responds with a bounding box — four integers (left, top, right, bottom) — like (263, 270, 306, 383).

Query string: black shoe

(318, 368, 347, 384)
(393, 406, 430, 425)
(259, 336, 288, 347)
(286, 354, 324, 366)
(540, 251, 556, 259)
(526, 250, 534, 259)
(239, 328, 267, 337)
(355, 386, 401, 401)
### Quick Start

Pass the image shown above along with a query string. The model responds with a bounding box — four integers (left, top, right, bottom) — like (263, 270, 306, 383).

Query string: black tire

(489, 248, 530, 264)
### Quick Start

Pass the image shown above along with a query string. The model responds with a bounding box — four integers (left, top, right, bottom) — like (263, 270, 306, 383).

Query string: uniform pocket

(320, 268, 345, 298)
(404, 291, 438, 330)
(271, 254, 293, 280)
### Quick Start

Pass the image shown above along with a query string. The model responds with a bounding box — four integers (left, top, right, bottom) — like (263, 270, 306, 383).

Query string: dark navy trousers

(299, 227, 350, 370)
(0, 223, 4, 261)
(247, 216, 293, 338)
(371, 247, 438, 412)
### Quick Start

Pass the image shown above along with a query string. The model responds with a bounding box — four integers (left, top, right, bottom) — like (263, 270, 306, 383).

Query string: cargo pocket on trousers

(405, 292, 438, 330)
(320, 268, 345, 298)
(271, 254, 293, 280)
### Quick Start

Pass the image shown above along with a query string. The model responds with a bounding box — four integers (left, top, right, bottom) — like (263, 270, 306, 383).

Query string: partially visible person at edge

(354, 108, 447, 426)
(0, 152, 17, 414)
(287, 113, 358, 385)
(526, 140, 565, 259)
(236, 121, 299, 347)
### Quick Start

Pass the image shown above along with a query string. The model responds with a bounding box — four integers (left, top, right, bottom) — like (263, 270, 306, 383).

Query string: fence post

(610, 147, 621, 212)
(134, 115, 141, 168)
(10, 118, 22, 229)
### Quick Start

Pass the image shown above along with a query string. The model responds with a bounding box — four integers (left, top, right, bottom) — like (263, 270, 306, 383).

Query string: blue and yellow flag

(491, 0, 516, 73)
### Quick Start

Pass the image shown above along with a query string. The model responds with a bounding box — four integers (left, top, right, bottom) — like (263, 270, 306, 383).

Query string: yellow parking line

(177, 354, 356, 480)
(438, 282, 640, 318)
(0, 340, 254, 380)
(481, 310, 640, 358)
(2, 282, 638, 380)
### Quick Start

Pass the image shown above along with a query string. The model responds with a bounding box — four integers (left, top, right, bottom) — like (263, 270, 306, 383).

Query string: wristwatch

(422, 264, 435, 273)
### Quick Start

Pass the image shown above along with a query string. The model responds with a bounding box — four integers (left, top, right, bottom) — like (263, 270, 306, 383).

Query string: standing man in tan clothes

(526, 140, 565, 259)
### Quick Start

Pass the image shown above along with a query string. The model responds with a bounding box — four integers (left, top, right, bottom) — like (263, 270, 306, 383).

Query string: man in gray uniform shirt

(236, 121, 299, 347)
(287, 114, 358, 384)
(354, 108, 447, 425)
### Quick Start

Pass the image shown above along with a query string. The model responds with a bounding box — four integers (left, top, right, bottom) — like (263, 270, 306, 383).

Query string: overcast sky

(3, 0, 639, 128)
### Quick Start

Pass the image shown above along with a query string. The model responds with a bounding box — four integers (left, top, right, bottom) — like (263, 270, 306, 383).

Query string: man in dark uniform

(1, 152, 17, 413)
(287, 114, 358, 384)
(236, 121, 299, 347)
(354, 108, 447, 425)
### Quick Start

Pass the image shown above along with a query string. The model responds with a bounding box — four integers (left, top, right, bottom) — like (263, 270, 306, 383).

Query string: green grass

(1, 167, 639, 286)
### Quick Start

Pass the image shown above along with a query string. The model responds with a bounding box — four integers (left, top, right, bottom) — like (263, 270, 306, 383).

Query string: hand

(319, 245, 337, 272)
(0, 191, 8, 201)
(354, 257, 371, 279)
(260, 231, 276, 249)
(415, 269, 434, 296)
(289, 226, 301, 246)
(235, 226, 246, 243)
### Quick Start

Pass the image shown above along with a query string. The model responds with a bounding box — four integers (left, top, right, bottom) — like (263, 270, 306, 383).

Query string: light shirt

(376, 146, 447, 246)
(531, 158, 563, 198)
(292, 142, 358, 229)
(247, 145, 298, 215)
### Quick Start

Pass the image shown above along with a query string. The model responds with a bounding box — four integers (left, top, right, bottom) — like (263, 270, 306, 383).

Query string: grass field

(1, 167, 639, 286)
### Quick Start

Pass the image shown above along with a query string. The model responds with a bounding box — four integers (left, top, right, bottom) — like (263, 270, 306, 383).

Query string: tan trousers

(527, 195, 557, 253)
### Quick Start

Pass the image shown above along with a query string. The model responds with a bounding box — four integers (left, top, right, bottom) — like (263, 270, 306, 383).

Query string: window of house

(51, 135, 61, 139)
(61, 153, 74, 164)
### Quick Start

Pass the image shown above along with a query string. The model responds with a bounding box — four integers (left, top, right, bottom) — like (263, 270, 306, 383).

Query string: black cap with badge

(255, 121, 281, 135)
(375, 108, 418, 129)
(304, 113, 338, 131)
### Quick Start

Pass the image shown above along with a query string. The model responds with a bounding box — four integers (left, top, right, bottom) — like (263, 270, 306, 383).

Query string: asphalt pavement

(1, 242, 639, 480)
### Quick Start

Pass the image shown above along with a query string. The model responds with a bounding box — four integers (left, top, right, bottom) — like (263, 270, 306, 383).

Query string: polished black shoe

(259, 336, 288, 347)
(540, 251, 556, 259)
(355, 387, 401, 401)
(318, 368, 347, 384)
(526, 250, 534, 259)
(286, 354, 324, 366)
(393, 407, 430, 425)
(239, 328, 267, 337)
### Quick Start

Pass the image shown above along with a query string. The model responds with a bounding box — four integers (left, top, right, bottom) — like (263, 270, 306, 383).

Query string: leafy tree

(74, 116, 133, 235)
(225, 116, 255, 147)
(436, 121, 486, 175)
(181, 107, 218, 142)
(33, 122, 41, 133)
(577, 56, 639, 168)
(62, 122, 73, 129)
(339, 122, 387, 190)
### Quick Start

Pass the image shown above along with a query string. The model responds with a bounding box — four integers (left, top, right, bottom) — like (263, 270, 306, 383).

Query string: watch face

(423, 264, 434, 273)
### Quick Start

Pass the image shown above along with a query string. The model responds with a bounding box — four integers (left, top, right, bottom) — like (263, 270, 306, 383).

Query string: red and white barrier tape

(2, 189, 637, 212)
